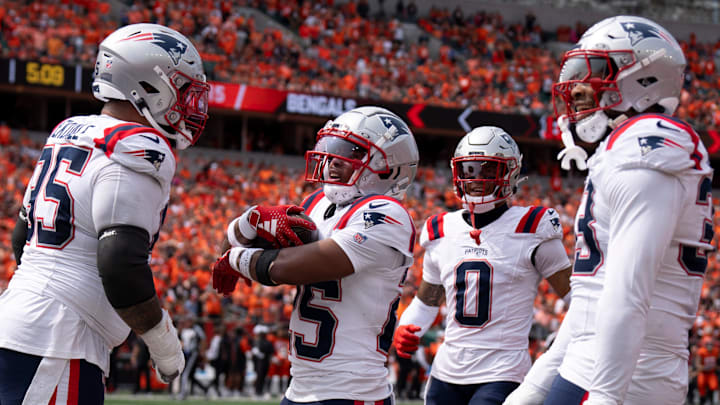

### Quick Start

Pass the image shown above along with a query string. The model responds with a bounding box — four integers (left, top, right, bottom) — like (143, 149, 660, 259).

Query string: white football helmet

(553, 16, 686, 143)
(92, 23, 210, 149)
(305, 106, 419, 205)
(451, 126, 523, 213)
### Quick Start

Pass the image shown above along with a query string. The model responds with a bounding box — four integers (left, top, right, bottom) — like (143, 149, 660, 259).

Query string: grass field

(105, 393, 424, 405)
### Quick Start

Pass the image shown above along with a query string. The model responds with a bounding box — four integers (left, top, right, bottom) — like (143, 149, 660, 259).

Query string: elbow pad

(97, 225, 157, 309)
(12, 208, 28, 265)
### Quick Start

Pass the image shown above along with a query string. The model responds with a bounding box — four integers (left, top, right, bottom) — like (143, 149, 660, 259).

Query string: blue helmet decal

(148, 33, 189, 65)
(620, 21, 668, 46)
(379, 115, 409, 139)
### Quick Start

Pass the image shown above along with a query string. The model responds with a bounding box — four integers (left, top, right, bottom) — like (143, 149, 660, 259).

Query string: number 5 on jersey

(26, 144, 92, 248)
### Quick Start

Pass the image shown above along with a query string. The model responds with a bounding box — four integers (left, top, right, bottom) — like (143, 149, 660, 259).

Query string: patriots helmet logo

(149, 33, 189, 65)
(126, 149, 166, 171)
(379, 115, 410, 139)
(620, 21, 668, 46)
(638, 135, 683, 156)
(363, 211, 402, 229)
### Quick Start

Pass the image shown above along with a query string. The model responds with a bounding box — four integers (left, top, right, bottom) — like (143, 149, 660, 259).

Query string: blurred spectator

(130, 334, 151, 394)
(251, 324, 275, 399)
(179, 318, 207, 399)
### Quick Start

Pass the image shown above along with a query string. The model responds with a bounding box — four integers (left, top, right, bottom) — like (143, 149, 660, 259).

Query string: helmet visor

(452, 156, 512, 197)
(552, 49, 632, 121)
(305, 135, 369, 185)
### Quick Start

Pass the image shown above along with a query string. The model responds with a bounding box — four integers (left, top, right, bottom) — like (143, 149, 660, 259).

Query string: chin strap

(467, 202, 483, 245)
(556, 115, 588, 171)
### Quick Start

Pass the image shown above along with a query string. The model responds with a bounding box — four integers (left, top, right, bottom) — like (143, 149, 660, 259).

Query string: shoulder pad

(515, 206, 550, 234)
(334, 194, 416, 254)
(94, 123, 176, 194)
(300, 189, 325, 216)
(604, 114, 711, 174)
(419, 212, 447, 247)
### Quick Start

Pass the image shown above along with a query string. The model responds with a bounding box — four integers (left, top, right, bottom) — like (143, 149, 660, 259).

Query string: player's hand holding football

(212, 249, 252, 295)
(140, 309, 185, 384)
(229, 205, 317, 248)
(393, 324, 421, 359)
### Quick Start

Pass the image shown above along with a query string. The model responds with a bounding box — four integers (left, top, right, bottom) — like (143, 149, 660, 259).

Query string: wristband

(256, 249, 280, 286)
(227, 217, 243, 247)
(229, 247, 262, 281)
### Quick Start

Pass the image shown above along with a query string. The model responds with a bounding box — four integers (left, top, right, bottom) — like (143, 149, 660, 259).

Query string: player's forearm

(260, 239, 354, 285)
(115, 295, 163, 334)
(417, 281, 444, 306)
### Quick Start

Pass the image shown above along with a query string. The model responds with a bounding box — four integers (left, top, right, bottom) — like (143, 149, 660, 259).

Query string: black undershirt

(462, 203, 510, 229)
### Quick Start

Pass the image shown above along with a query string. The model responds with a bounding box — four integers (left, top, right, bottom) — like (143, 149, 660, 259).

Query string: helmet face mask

(452, 157, 514, 199)
(452, 126, 522, 213)
(305, 127, 385, 188)
(553, 49, 632, 122)
(552, 16, 686, 144)
(304, 107, 418, 205)
(92, 24, 210, 149)
(165, 70, 210, 146)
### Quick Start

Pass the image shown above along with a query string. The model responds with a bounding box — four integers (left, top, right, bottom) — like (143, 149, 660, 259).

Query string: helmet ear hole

(637, 77, 658, 87)
(140, 81, 159, 94)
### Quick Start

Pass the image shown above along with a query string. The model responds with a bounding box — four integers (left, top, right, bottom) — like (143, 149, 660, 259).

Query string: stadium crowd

(3, 0, 720, 131)
(0, 127, 719, 402)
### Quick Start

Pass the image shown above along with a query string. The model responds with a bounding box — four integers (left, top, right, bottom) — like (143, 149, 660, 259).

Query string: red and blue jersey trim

(334, 194, 416, 253)
(425, 212, 447, 241)
(515, 206, 548, 233)
(93, 123, 171, 158)
(300, 189, 325, 216)
(606, 113, 703, 170)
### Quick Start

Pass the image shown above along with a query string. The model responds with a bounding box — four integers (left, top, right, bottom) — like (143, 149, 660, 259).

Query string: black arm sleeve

(97, 225, 157, 309)
(11, 207, 28, 265)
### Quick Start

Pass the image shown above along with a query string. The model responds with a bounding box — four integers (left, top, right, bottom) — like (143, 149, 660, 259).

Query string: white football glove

(140, 309, 185, 384)
(556, 115, 588, 171)
(503, 382, 548, 405)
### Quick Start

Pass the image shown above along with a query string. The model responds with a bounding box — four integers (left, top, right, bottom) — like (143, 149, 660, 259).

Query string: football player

(212, 106, 419, 405)
(504, 16, 714, 405)
(0, 23, 209, 402)
(393, 126, 572, 405)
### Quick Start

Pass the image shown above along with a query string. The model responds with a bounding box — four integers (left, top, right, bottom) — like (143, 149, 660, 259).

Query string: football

(252, 211, 319, 248)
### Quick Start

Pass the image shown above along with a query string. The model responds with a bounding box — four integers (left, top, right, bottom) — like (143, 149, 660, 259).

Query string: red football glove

(212, 250, 251, 295)
(248, 205, 316, 248)
(393, 324, 421, 359)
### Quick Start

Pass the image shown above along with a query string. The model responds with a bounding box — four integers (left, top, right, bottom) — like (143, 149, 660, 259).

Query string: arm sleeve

(11, 208, 28, 265)
(532, 238, 571, 279)
(91, 163, 165, 236)
(588, 168, 683, 404)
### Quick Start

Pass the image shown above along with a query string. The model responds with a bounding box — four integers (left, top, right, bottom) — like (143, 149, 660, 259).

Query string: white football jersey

(559, 113, 713, 403)
(420, 206, 568, 384)
(283, 189, 415, 402)
(0, 114, 174, 374)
